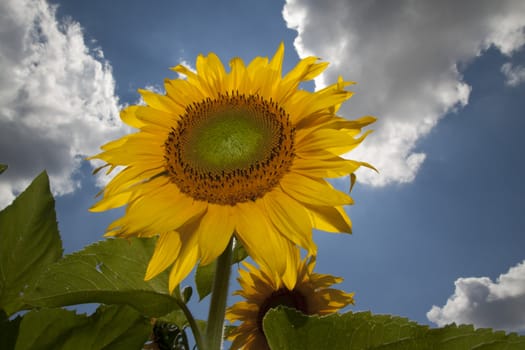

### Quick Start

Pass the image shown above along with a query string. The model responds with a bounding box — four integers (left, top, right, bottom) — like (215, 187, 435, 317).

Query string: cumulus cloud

(427, 260, 525, 333)
(283, 0, 525, 186)
(501, 62, 525, 86)
(0, 0, 125, 207)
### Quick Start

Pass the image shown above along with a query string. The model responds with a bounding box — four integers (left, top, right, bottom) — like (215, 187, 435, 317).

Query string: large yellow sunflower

(226, 253, 354, 350)
(90, 43, 374, 292)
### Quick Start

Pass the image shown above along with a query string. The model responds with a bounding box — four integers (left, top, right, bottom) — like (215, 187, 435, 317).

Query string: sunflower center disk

(190, 112, 271, 171)
(257, 288, 308, 332)
(164, 92, 295, 206)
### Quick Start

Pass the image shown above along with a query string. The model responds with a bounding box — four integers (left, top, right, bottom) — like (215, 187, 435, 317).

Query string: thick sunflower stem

(205, 238, 234, 350)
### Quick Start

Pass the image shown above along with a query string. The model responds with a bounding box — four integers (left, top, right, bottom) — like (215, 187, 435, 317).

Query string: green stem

(205, 238, 234, 350)
(174, 292, 206, 350)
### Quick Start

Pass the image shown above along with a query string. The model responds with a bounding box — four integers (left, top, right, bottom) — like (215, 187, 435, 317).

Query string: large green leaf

(15, 305, 150, 350)
(0, 171, 63, 314)
(0, 310, 21, 350)
(379, 324, 525, 349)
(0, 164, 7, 175)
(195, 239, 247, 300)
(24, 237, 182, 317)
(263, 307, 525, 350)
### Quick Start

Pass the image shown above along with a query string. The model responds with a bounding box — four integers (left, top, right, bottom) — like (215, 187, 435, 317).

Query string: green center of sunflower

(165, 92, 295, 206)
(257, 288, 308, 334)
(186, 110, 273, 172)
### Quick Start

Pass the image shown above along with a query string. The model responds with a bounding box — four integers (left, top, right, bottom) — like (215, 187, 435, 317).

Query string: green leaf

(0, 164, 7, 175)
(195, 260, 216, 301)
(263, 307, 525, 350)
(1, 310, 21, 350)
(379, 324, 525, 350)
(15, 305, 150, 350)
(158, 309, 191, 328)
(0, 171, 63, 314)
(195, 238, 248, 300)
(232, 240, 248, 263)
(24, 237, 182, 317)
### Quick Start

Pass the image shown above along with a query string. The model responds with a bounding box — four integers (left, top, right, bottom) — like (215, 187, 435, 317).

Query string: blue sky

(1, 0, 525, 334)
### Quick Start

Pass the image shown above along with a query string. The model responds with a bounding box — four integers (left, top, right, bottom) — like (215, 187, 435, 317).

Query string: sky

(1, 0, 525, 335)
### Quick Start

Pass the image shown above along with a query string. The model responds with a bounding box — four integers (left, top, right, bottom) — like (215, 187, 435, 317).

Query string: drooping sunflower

(90, 43, 374, 292)
(226, 253, 354, 350)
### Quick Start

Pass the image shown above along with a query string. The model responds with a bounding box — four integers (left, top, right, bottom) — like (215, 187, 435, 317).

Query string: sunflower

(90, 43, 374, 292)
(226, 253, 354, 350)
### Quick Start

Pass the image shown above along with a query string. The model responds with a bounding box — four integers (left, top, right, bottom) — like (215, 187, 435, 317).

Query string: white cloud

(501, 62, 525, 86)
(427, 260, 525, 333)
(282, 0, 525, 186)
(0, 0, 125, 207)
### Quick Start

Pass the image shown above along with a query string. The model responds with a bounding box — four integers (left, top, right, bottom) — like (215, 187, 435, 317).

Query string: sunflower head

(90, 43, 374, 292)
(226, 254, 355, 350)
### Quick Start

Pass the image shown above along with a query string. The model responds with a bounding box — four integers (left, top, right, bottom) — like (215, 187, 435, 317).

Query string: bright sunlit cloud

(427, 260, 525, 333)
(0, 0, 124, 207)
(283, 0, 525, 187)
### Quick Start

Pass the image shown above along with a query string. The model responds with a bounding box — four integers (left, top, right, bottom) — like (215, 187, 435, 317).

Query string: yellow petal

(319, 289, 355, 311)
(168, 234, 199, 293)
(269, 42, 284, 74)
(234, 201, 291, 286)
(93, 136, 128, 157)
(134, 105, 179, 129)
(310, 273, 343, 288)
(282, 246, 300, 290)
(90, 191, 131, 212)
(259, 43, 285, 97)
(94, 165, 164, 202)
(108, 180, 207, 235)
(227, 57, 249, 92)
(246, 56, 269, 83)
(277, 56, 328, 103)
(305, 204, 352, 233)
(283, 56, 328, 84)
(317, 76, 356, 114)
(197, 52, 226, 93)
(94, 133, 165, 166)
(138, 89, 180, 114)
(120, 106, 144, 128)
(292, 157, 361, 178)
(226, 301, 259, 320)
(170, 63, 201, 84)
(165, 78, 205, 105)
(262, 190, 316, 255)
(196, 204, 235, 265)
(295, 128, 365, 155)
(293, 89, 352, 122)
(294, 113, 367, 139)
(145, 232, 182, 280)
(280, 173, 353, 206)
(329, 130, 374, 155)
